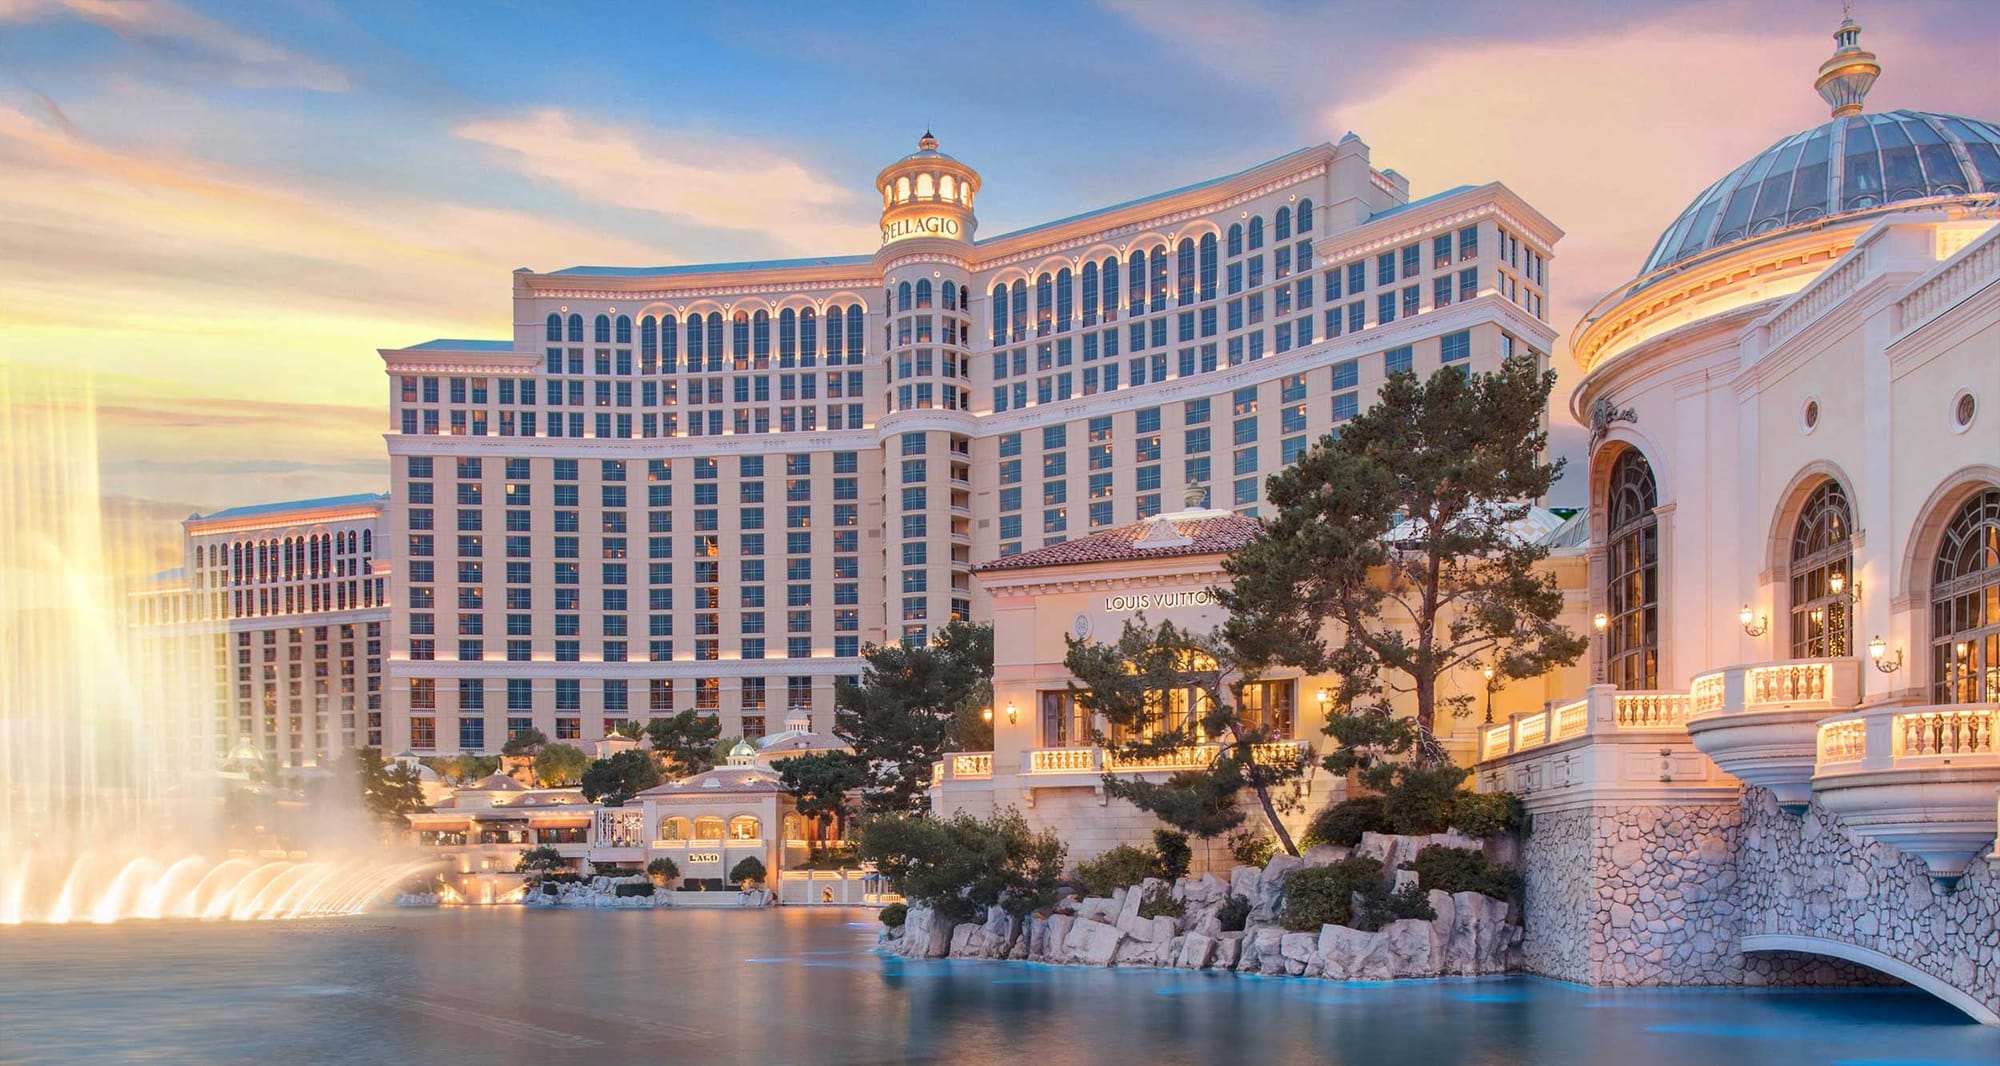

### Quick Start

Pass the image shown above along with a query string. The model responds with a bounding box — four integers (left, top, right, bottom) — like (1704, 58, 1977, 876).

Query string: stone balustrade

(950, 753, 994, 779)
(1479, 686, 1691, 762)
(1811, 702, 2000, 879)
(1685, 657, 1864, 807)
(1018, 739, 1313, 776)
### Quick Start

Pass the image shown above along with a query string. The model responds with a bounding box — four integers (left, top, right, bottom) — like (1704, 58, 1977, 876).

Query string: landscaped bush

(1301, 797, 1389, 848)
(515, 845, 566, 875)
(1226, 830, 1276, 867)
(728, 857, 767, 886)
(613, 881, 656, 898)
(877, 902, 908, 928)
(1379, 766, 1468, 835)
(1406, 845, 1521, 900)
(1447, 792, 1523, 839)
(1353, 882, 1437, 932)
(1135, 883, 1185, 921)
(1072, 844, 1159, 898)
(536, 872, 584, 885)
(645, 857, 680, 885)
(1216, 893, 1252, 932)
(1280, 856, 1385, 931)
(1152, 829, 1192, 882)
(856, 809, 1067, 922)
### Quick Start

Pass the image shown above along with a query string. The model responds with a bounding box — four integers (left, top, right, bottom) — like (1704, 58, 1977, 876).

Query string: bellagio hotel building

(380, 132, 1559, 756)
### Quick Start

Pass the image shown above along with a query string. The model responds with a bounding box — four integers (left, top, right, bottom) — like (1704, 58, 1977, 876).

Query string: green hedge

(1280, 857, 1384, 931)
(878, 902, 908, 928)
(1406, 845, 1521, 900)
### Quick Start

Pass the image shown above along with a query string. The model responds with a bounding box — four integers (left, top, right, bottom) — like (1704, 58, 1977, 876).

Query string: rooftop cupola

(875, 131, 981, 251)
(1814, 14, 1880, 118)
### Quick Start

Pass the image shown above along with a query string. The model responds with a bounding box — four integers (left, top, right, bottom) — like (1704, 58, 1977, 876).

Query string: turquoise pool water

(1, 908, 1994, 1064)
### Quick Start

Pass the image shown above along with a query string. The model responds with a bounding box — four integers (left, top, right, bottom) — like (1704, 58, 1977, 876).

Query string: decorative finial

(1815, 10, 1879, 118)
(918, 130, 938, 151)
(1184, 483, 1209, 510)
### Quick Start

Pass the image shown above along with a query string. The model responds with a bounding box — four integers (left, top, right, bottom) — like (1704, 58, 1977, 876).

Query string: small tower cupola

(1814, 14, 1881, 118)
(875, 131, 981, 251)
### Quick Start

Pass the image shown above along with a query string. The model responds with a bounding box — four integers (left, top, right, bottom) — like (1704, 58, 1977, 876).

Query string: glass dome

(1641, 110, 2000, 276)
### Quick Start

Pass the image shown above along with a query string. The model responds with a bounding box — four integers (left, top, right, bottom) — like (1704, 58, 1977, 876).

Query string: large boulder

(1241, 927, 1290, 974)
(1213, 932, 1244, 970)
(1037, 913, 1073, 961)
(1062, 917, 1126, 967)
(1251, 855, 1301, 922)
(1301, 845, 1350, 867)
(1181, 872, 1226, 905)
(1229, 863, 1261, 905)
(899, 906, 954, 958)
(1377, 918, 1440, 977)
(1176, 932, 1215, 970)
(1316, 923, 1376, 980)
(1281, 932, 1319, 976)
(1074, 896, 1118, 924)
(1449, 891, 1518, 974)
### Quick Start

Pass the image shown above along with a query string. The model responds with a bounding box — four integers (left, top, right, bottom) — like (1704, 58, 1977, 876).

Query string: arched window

(798, 307, 816, 365)
(846, 302, 864, 357)
(566, 314, 583, 343)
(940, 174, 956, 201)
(990, 283, 1007, 346)
(1100, 256, 1119, 319)
(594, 314, 611, 343)
(1275, 205, 1292, 241)
(1199, 234, 1218, 300)
(615, 315, 632, 345)
(915, 278, 932, 309)
(731, 311, 750, 367)
(941, 280, 957, 311)
(640, 316, 657, 370)
(778, 309, 797, 366)
(895, 176, 910, 202)
(1055, 268, 1073, 331)
(1035, 272, 1053, 335)
(728, 814, 761, 840)
(1227, 223, 1243, 258)
(782, 813, 803, 843)
(1789, 480, 1855, 657)
(545, 313, 562, 342)
(826, 306, 845, 360)
(362, 529, 372, 554)
(693, 815, 726, 841)
(752, 310, 770, 366)
(1930, 487, 2000, 704)
(658, 816, 692, 842)
(705, 312, 724, 370)
(1248, 216, 1265, 251)
(1127, 252, 1146, 317)
(915, 172, 935, 199)
(662, 315, 679, 372)
(1009, 280, 1027, 342)
(1148, 247, 1169, 312)
(898, 281, 913, 311)
(1176, 239, 1196, 306)
(1298, 199, 1314, 232)
(1604, 450, 1660, 689)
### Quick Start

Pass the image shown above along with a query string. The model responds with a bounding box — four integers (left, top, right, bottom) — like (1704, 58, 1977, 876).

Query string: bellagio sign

(881, 214, 962, 244)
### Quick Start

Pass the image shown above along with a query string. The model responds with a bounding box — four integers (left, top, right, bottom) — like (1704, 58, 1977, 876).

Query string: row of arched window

(1603, 449, 1999, 705)
(1227, 200, 1313, 256)
(892, 278, 966, 313)
(548, 309, 868, 371)
(212, 530, 373, 588)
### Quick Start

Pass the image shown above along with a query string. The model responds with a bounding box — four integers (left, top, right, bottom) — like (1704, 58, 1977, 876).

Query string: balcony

(1478, 687, 1690, 761)
(1685, 658, 1863, 808)
(1812, 703, 2000, 880)
(1475, 685, 1733, 808)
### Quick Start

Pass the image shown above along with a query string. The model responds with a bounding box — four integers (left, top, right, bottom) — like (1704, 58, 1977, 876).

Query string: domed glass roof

(1641, 110, 2000, 276)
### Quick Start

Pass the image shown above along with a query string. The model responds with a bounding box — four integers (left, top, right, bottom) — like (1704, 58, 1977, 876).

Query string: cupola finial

(1814, 8, 1880, 118)
(918, 130, 938, 152)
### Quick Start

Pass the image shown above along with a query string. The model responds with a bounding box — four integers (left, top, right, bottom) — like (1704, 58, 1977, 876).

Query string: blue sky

(2, 0, 1996, 554)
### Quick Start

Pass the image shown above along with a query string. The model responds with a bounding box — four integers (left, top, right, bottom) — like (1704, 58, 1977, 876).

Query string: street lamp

(1482, 663, 1496, 724)
(981, 706, 993, 723)
(1592, 611, 1609, 684)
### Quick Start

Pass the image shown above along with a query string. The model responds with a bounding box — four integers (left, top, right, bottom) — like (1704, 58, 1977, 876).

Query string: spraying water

(0, 369, 430, 923)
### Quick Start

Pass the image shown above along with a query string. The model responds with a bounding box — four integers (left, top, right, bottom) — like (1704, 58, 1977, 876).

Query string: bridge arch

(1741, 934, 1999, 1025)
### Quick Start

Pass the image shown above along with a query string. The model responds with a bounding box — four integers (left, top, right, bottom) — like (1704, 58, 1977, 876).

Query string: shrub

(613, 881, 656, 898)
(1216, 893, 1252, 932)
(1354, 882, 1436, 932)
(645, 857, 680, 885)
(1379, 765, 1470, 835)
(1152, 829, 1192, 882)
(1448, 792, 1523, 838)
(877, 902, 908, 928)
(1301, 797, 1389, 848)
(728, 857, 767, 886)
(1135, 883, 1186, 921)
(856, 809, 1067, 920)
(1072, 844, 1159, 898)
(1226, 830, 1276, 867)
(1279, 856, 1385, 931)
(516, 846, 566, 875)
(1407, 845, 1521, 901)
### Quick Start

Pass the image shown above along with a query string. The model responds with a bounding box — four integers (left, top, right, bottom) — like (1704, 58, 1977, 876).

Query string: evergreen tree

(1221, 352, 1586, 749)
(773, 752, 868, 843)
(345, 747, 426, 836)
(580, 748, 663, 806)
(645, 709, 723, 778)
(1064, 619, 1307, 856)
(835, 620, 994, 812)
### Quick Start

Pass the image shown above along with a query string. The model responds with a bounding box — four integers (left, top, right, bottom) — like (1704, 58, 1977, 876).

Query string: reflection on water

(1, 909, 1994, 1066)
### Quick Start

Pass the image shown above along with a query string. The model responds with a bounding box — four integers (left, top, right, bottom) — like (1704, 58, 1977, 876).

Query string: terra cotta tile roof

(974, 510, 1262, 573)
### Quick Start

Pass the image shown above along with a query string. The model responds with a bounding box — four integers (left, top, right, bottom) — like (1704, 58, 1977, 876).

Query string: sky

(2, 0, 1996, 568)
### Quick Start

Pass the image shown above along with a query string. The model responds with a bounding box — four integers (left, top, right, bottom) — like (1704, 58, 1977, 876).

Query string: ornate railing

(1688, 658, 1861, 721)
(1552, 698, 1589, 741)
(1026, 747, 1099, 774)
(1894, 708, 1997, 759)
(950, 753, 993, 779)
(1105, 746, 1214, 772)
(1691, 673, 1726, 715)
(1897, 223, 2000, 337)
(1021, 740, 1312, 776)
(1816, 719, 1867, 765)
(1512, 712, 1549, 753)
(1767, 245, 1867, 347)
(1615, 691, 1690, 729)
(1751, 661, 1832, 704)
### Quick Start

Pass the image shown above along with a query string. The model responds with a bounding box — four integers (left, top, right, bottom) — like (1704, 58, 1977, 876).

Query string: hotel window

(1928, 488, 2000, 704)
(1459, 268, 1479, 302)
(1604, 449, 1661, 690)
(1248, 216, 1264, 251)
(1458, 225, 1479, 260)
(1238, 680, 1295, 739)
(1789, 480, 1855, 658)
(1385, 346, 1413, 376)
(1378, 292, 1396, 325)
(1434, 275, 1454, 308)
(1402, 285, 1420, 318)
(1441, 331, 1471, 365)
(1400, 244, 1420, 280)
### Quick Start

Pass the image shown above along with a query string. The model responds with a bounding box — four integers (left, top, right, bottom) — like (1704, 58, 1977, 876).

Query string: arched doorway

(1604, 450, 1660, 689)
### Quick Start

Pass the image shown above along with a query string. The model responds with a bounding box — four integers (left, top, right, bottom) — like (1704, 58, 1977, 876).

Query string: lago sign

(1105, 589, 1216, 613)
(882, 213, 962, 244)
